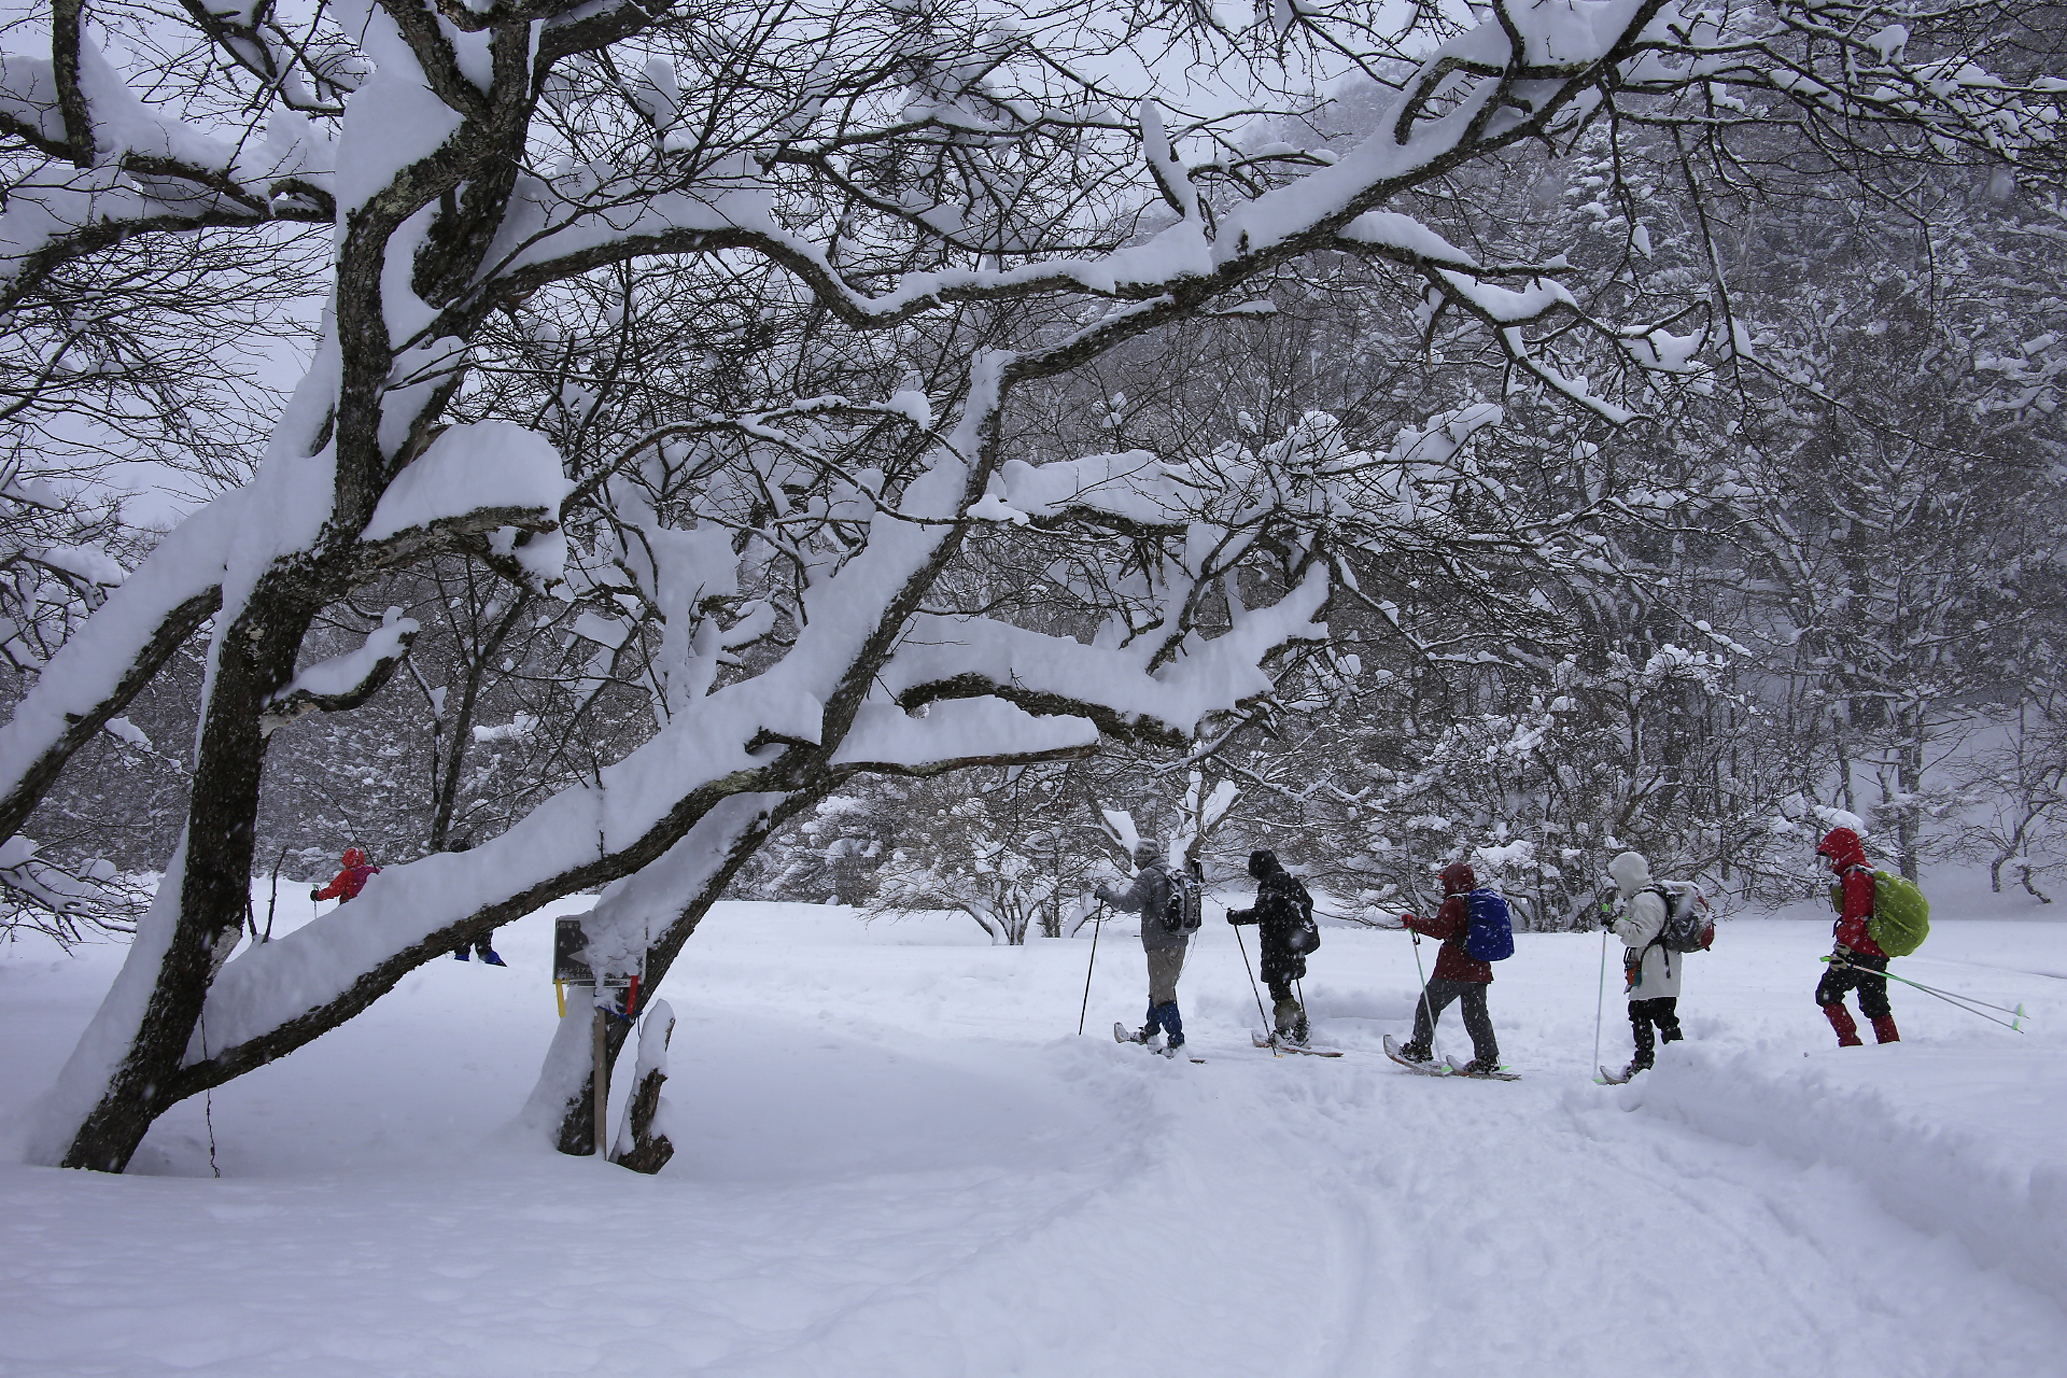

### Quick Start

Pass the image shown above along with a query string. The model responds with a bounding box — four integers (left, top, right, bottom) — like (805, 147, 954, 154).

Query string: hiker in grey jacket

(1096, 839, 1190, 1053)
(1607, 850, 1683, 1076)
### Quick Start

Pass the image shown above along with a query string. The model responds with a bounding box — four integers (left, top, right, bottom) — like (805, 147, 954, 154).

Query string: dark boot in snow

(453, 948, 469, 961)
(1395, 1041, 1432, 1064)
(1272, 996, 1305, 1044)
(482, 949, 507, 967)
(1621, 1055, 1652, 1079)
(1871, 1015, 1900, 1044)
(1824, 1002, 1863, 1047)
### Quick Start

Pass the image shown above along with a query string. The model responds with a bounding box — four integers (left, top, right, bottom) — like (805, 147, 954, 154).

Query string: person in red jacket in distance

(1815, 826, 1898, 1047)
(1396, 860, 1500, 1074)
(311, 847, 379, 905)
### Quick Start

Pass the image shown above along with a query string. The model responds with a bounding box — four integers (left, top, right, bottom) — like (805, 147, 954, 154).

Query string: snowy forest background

(1, 0, 2062, 1167)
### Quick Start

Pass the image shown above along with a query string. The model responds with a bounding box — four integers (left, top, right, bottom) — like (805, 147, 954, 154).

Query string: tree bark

(59, 593, 312, 1170)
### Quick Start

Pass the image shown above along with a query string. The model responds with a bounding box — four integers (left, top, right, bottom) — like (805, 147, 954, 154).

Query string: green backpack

(1867, 871, 1930, 957)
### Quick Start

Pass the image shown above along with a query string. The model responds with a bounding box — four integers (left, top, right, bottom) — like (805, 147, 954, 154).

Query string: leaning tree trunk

(51, 591, 313, 1170)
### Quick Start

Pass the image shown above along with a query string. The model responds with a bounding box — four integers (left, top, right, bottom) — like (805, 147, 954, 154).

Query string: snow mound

(1626, 1041, 2067, 1305)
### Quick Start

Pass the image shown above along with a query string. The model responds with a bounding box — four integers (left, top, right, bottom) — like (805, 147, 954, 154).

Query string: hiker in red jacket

(1395, 860, 1500, 1073)
(311, 847, 379, 904)
(1814, 826, 1897, 1046)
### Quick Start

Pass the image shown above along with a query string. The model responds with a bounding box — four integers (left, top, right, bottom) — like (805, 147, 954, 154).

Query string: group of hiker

(1093, 823, 1925, 1079)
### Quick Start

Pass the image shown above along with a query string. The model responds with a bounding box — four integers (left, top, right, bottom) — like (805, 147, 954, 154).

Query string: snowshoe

(1596, 1063, 1636, 1085)
(1444, 1055, 1520, 1081)
(1114, 1021, 1159, 1048)
(1252, 1030, 1343, 1057)
(1383, 1034, 1449, 1075)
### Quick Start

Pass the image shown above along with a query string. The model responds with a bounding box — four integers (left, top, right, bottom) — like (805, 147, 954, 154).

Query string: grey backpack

(1647, 882, 1715, 954)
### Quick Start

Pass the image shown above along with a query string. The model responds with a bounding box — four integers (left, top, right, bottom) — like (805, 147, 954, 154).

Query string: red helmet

(1439, 861, 1477, 895)
(1815, 828, 1866, 872)
(341, 847, 367, 868)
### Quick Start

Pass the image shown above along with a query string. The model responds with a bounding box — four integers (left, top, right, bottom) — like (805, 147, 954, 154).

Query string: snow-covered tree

(1, 0, 2052, 1170)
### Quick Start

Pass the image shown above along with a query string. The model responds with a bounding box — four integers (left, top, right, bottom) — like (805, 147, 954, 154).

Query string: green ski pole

(1821, 956, 2028, 1032)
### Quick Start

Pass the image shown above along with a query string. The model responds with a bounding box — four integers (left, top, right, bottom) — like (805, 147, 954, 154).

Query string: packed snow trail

(2, 894, 2064, 1377)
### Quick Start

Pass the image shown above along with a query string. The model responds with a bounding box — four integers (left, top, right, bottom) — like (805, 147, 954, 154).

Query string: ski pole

(1841, 963, 2026, 1016)
(1821, 956, 2028, 1032)
(1592, 919, 1609, 1078)
(1076, 901, 1105, 1035)
(1231, 920, 1280, 1056)
(1408, 922, 1441, 1064)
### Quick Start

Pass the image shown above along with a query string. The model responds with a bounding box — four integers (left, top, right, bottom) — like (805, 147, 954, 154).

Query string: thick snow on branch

(0, 499, 227, 819)
(261, 610, 420, 732)
(831, 699, 1099, 772)
(271, 612, 418, 703)
(884, 563, 1331, 739)
(988, 450, 1189, 527)
(363, 421, 571, 543)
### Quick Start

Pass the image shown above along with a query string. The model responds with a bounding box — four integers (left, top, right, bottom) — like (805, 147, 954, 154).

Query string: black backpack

(1278, 875, 1321, 954)
(1163, 865, 1204, 934)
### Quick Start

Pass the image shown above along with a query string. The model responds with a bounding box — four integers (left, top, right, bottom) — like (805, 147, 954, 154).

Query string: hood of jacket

(1608, 850, 1651, 899)
(1438, 861, 1476, 895)
(1817, 827, 1868, 872)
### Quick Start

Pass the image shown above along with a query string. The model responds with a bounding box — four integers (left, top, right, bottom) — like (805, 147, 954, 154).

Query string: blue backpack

(1462, 889, 1514, 961)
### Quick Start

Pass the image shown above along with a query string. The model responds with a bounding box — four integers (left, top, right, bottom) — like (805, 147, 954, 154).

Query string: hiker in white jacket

(1607, 850, 1683, 1077)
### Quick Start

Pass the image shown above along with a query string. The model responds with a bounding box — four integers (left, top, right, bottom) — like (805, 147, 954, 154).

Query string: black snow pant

(1628, 996, 1683, 1070)
(1409, 978, 1498, 1066)
(1816, 952, 1891, 1020)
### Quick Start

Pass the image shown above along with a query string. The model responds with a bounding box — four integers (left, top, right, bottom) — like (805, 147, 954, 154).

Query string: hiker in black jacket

(1227, 849, 1317, 1045)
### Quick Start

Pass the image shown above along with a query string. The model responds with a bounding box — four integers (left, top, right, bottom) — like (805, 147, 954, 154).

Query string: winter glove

(1093, 884, 1115, 905)
(309, 888, 323, 902)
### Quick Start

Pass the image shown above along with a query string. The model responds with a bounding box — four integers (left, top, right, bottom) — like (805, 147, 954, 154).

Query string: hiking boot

(1163, 1039, 1186, 1059)
(1396, 1041, 1432, 1064)
(1460, 1060, 1501, 1078)
(1135, 1024, 1161, 1046)
(1620, 1058, 1651, 1080)
(482, 949, 507, 967)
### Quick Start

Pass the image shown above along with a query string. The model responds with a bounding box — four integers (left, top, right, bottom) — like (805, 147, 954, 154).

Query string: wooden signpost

(553, 916, 642, 1159)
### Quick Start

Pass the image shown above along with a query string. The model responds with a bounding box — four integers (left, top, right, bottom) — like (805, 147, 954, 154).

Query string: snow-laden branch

(260, 610, 421, 734)
(885, 563, 1331, 748)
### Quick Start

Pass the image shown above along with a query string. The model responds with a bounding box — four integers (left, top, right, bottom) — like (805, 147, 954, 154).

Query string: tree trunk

(52, 596, 310, 1171)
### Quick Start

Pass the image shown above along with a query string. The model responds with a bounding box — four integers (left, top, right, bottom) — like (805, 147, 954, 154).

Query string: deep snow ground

(2, 879, 2065, 1378)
